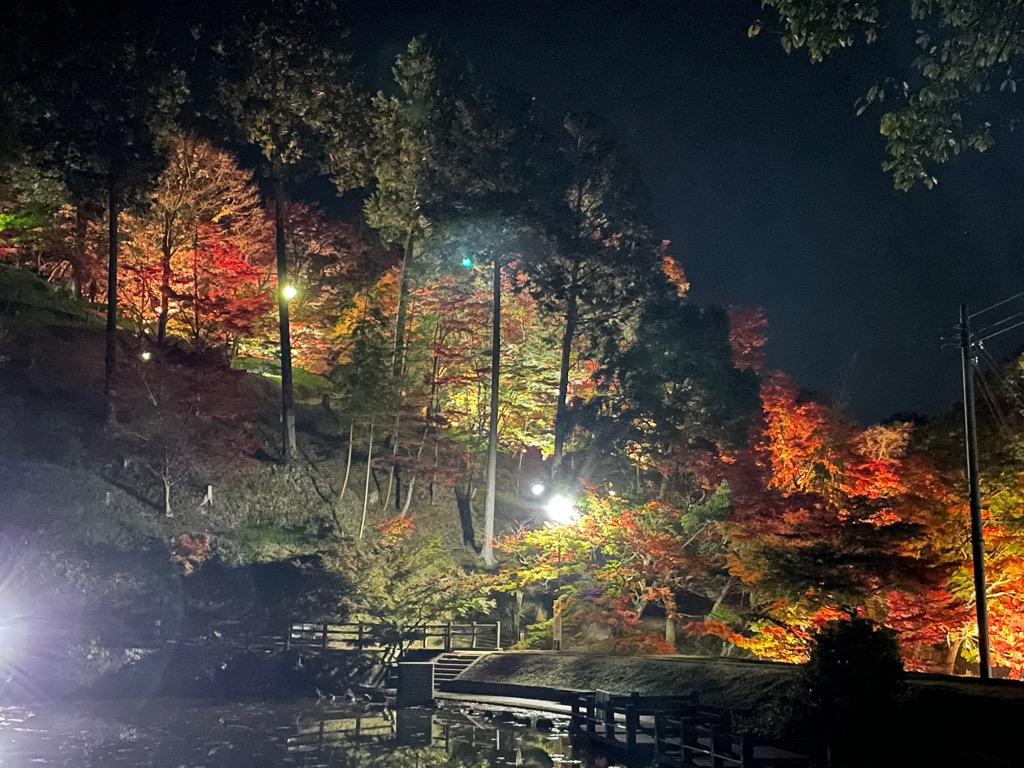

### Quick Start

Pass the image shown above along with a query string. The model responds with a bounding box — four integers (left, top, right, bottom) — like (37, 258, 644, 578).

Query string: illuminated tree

(710, 374, 964, 667)
(591, 290, 759, 497)
(2, 0, 186, 406)
(219, 0, 368, 460)
(496, 492, 733, 653)
(520, 113, 663, 481)
(327, 513, 493, 662)
(121, 136, 270, 344)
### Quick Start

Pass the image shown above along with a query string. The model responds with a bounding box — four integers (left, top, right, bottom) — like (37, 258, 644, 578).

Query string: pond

(0, 699, 613, 768)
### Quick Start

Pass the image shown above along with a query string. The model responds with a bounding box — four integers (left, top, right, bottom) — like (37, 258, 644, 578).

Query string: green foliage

(786, 616, 905, 761)
(592, 295, 759, 489)
(0, 263, 90, 318)
(327, 519, 494, 661)
(212, 527, 324, 565)
(761, 0, 1024, 189)
(219, 0, 368, 187)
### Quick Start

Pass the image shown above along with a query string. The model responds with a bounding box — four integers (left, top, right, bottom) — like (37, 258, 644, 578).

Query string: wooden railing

(570, 690, 701, 757)
(568, 689, 816, 767)
(653, 710, 815, 768)
(286, 622, 501, 653)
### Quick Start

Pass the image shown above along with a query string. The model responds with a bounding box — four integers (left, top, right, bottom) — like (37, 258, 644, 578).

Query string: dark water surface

(0, 699, 594, 768)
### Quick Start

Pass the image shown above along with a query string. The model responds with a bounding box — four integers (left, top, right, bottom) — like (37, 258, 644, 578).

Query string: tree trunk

(456, 475, 477, 549)
(391, 221, 416, 379)
(552, 263, 579, 480)
(162, 446, 173, 517)
(274, 173, 297, 462)
(665, 613, 676, 646)
(400, 422, 430, 515)
(360, 415, 375, 540)
(163, 477, 173, 517)
(157, 215, 172, 343)
(332, 419, 356, 532)
(191, 228, 200, 344)
(72, 204, 88, 298)
(384, 413, 401, 510)
(104, 174, 120, 423)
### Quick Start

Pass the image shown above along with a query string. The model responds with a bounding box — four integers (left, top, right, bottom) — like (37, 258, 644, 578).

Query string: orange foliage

(727, 306, 768, 374)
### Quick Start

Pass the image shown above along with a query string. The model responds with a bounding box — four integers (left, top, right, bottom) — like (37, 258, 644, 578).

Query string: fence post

(322, 623, 329, 651)
(680, 718, 694, 766)
(711, 725, 726, 768)
(445, 622, 452, 652)
(495, 621, 501, 649)
(626, 692, 640, 755)
(471, 621, 477, 650)
(358, 623, 364, 650)
(739, 733, 754, 767)
(285, 622, 291, 651)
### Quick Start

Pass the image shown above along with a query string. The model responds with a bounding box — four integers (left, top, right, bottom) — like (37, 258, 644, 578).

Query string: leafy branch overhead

(757, 0, 1023, 188)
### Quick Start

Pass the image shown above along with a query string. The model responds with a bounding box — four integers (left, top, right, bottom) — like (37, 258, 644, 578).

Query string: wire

(980, 345, 1024, 413)
(978, 319, 1024, 343)
(970, 290, 1024, 319)
(974, 310, 1024, 339)
(975, 363, 1011, 433)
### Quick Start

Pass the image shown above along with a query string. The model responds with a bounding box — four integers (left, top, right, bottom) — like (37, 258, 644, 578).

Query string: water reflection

(0, 700, 604, 768)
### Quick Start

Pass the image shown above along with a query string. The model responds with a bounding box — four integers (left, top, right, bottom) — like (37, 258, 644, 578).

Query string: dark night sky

(338, 0, 1024, 425)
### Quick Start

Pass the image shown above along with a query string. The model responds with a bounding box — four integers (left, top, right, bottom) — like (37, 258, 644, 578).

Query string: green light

(457, 245, 473, 268)
(461, 255, 474, 268)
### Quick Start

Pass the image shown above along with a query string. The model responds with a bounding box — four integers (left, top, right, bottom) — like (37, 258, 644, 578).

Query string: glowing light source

(530, 481, 546, 497)
(140, 351, 152, 362)
(545, 494, 578, 525)
(281, 284, 298, 301)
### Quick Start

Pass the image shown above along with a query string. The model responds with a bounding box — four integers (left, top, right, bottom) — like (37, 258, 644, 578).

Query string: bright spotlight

(281, 284, 298, 301)
(140, 351, 152, 362)
(546, 494, 578, 525)
(530, 481, 546, 497)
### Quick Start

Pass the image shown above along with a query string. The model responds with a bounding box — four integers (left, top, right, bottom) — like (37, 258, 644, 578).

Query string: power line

(978, 319, 1024, 344)
(974, 309, 1024, 339)
(969, 290, 1024, 320)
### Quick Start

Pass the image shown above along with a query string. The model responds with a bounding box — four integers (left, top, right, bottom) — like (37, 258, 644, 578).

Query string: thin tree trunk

(391, 221, 416, 378)
(552, 264, 579, 480)
(157, 215, 172, 343)
(332, 419, 356, 532)
(163, 446, 173, 518)
(400, 422, 430, 515)
(192, 228, 200, 344)
(339, 419, 355, 503)
(360, 415, 375, 540)
(430, 442, 438, 505)
(104, 174, 120, 422)
(384, 413, 401, 509)
(72, 204, 88, 298)
(274, 174, 297, 461)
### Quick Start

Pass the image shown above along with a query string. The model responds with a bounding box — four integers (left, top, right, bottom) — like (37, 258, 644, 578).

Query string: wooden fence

(569, 689, 816, 768)
(286, 622, 502, 653)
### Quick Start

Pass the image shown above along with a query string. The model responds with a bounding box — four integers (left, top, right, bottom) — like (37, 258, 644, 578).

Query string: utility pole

(960, 302, 991, 679)
(483, 256, 500, 566)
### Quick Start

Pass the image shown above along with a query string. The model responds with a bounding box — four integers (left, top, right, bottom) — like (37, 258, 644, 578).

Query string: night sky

(338, 0, 1024, 425)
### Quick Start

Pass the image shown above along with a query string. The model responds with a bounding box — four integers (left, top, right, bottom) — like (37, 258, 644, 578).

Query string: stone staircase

(433, 651, 491, 682)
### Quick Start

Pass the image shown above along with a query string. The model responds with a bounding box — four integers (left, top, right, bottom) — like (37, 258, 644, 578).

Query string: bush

(790, 616, 906, 765)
